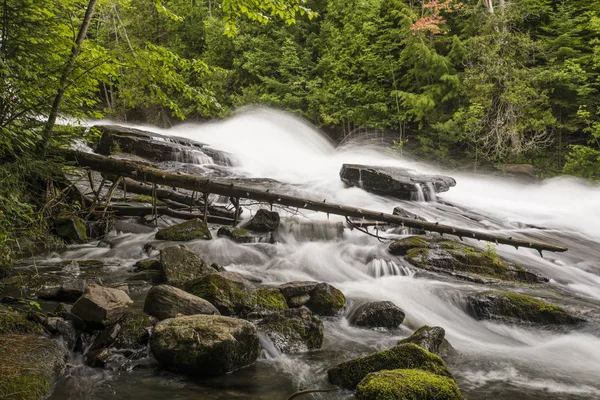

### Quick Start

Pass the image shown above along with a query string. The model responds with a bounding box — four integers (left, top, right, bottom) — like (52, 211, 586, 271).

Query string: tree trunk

(41, 0, 99, 152)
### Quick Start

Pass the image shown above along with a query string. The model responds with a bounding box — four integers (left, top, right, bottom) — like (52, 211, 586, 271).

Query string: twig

(286, 388, 337, 400)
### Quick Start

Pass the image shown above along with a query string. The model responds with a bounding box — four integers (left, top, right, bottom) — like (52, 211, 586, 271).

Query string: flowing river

(29, 108, 600, 399)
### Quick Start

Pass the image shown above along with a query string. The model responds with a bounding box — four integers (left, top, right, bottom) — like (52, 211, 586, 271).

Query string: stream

(13, 108, 600, 399)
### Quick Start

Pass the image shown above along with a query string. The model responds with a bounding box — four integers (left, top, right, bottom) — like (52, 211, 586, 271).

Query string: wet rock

(38, 279, 88, 303)
(340, 164, 456, 200)
(53, 215, 88, 244)
(279, 281, 318, 300)
(257, 307, 323, 353)
(306, 283, 346, 316)
(466, 291, 585, 325)
(86, 220, 114, 239)
(287, 294, 311, 308)
(211, 263, 226, 272)
(44, 317, 77, 349)
(150, 315, 260, 375)
(349, 301, 405, 329)
(254, 288, 288, 313)
(0, 334, 68, 400)
(327, 343, 451, 389)
(392, 207, 427, 234)
(398, 326, 453, 357)
(133, 258, 161, 272)
(144, 284, 220, 320)
(217, 226, 255, 243)
(159, 245, 218, 287)
(396, 236, 547, 284)
(184, 272, 256, 316)
(71, 284, 133, 328)
(112, 311, 153, 349)
(126, 269, 164, 284)
(155, 218, 212, 241)
(356, 369, 465, 400)
(243, 209, 280, 232)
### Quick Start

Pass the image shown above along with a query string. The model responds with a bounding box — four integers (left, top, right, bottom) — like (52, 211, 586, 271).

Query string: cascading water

(38, 107, 600, 399)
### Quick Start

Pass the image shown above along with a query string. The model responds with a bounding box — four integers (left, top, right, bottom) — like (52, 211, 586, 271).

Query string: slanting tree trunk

(59, 149, 568, 254)
(41, 0, 99, 152)
(483, 0, 494, 13)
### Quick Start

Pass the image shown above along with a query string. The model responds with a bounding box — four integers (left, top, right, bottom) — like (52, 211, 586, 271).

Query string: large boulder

(356, 369, 465, 400)
(150, 315, 260, 375)
(0, 335, 68, 400)
(243, 209, 280, 232)
(398, 326, 452, 357)
(155, 219, 212, 241)
(391, 236, 547, 284)
(306, 283, 346, 316)
(327, 343, 450, 390)
(466, 291, 585, 325)
(340, 164, 456, 200)
(53, 215, 88, 244)
(71, 284, 133, 328)
(159, 245, 217, 287)
(144, 285, 220, 320)
(349, 301, 405, 329)
(256, 307, 323, 353)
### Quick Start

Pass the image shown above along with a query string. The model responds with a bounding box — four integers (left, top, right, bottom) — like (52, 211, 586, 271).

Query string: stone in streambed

(217, 226, 255, 243)
(150, 315, 260, 375)
(306, 283, 345, 316)
(287, 294, 311, 308)
(144, 284, 220, 320)
(53, 215, 88, 244)
(71, 284, 133, 328)
(349, 301, 405, 329)
(155, 218, 211, 241)
(256, 307, 323, 353)
(159, 245, 217, 287)
(356, 369, 465, 400)
(398, 326, 453, 357)
(243, 209, 280, 232)
(279, 281, 318, 300)
(38, 279, 88, 303)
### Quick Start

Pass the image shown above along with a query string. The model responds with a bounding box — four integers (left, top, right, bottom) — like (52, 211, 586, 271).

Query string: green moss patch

(255, 288, 288, 311)
(155, 218, 212, 241)
(0, 309, 43, 335)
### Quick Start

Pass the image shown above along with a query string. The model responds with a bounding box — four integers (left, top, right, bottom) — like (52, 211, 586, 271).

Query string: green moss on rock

(155, 218, 212, 241)
(0, 308, 43, 335)
(255, 288, 288, 311)
(467, 290, 584, 325)
(388, 236, 431, 256)
(356, 369, 465, 400)
(185, 272, 256, 316)
(306, 283, 346, 316)
(257, 307, 323, 353)
(328, 343, 450, 389)
(54, 215, 88, 244)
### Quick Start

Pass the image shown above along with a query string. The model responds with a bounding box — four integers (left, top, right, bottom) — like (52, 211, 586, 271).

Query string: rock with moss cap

(159, 245, 218, 287)
(217, 226, 255, 243)
(279, 281, 318, 300)
(356, 369, 465, 400)
(144, 284, 220, 320)
(256, 307, 323, 353)
(71, 284, 133, 328)
(254, 288, 288, 312)
(395, 236, 547, 284)
(133, 258, 161, 272)
(243, 209, 280, 232)
(328, 343, 451, 389)
(398, 326, 453, 357)
(306, 283, 346, 316)
(349, 301, 405, 329)
(150, 314, 260, 375)
(184, 271, 256, 316)
(53, 215, 88, 244)
(0, 334, 68, 400)
(155, 218, 211, 241)
(466, 291, 585, 325)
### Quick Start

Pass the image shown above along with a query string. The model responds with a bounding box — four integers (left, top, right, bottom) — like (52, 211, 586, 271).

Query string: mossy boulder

(53, 215, 88, 244)
(306, 283, 346, 316)
(256, 307, 323, 353)
(255, 288, 288, 312)
(356, 369, 465, 400)
(150, 315, 260, 376)
(144, 284, 220, 320)
(159, 245, 217, 287)
(395, 236, 546, 284)
(466, 291, 585, 325)
(398, 326, 452, 357)
(0, 309, 43, 335)
(243, 209, 280, 232)
(184, 271, 256, 316)
(113, 311, 153, 349)
(155, 218, 212, 241)
(0, 334, 68, 400)
(328, 343, 451, 389)
(217, 227, 254, 243)
(349, 301, 405, 329)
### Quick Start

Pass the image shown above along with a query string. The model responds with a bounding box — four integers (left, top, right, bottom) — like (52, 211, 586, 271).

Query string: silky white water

(48, 107, 600, 399)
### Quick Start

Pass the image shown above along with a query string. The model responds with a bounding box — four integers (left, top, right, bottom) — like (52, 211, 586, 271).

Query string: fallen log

(60, 150, 568, 254)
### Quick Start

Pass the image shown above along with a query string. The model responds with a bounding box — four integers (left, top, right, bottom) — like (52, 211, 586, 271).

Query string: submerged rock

(71, 284, 133, 328)
(243, 209, 280, 232)
(144, 284, 220, 320)
(256, 307, 323, 353)
(53, 215, 88, 244)
(150, 315, 260, 375)
(306, 283, 346, 316)
(356, 369, 465, 400)
(328, 343, 450, 389)
(0, 334, 68, 400)
(159, 245, 217, 287)
(392, 236, 547, 284)
(155, 218, 212, 241)
(466, 291, 585, 325)
(398, 326, 452, 357)
(44, 317, 77, 349)
(340, 164, 456, 200)
(349, 301, 405, 329)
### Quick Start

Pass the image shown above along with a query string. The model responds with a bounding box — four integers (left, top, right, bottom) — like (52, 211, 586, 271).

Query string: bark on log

(61, 150, 568, 253)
